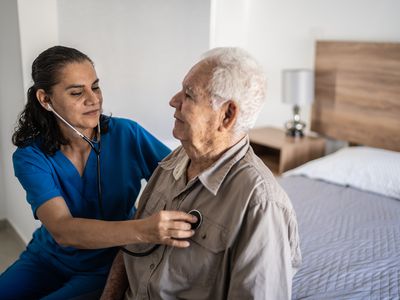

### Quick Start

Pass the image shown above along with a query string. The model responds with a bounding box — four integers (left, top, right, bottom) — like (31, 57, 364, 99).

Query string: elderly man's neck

(185, 133, 245, 181)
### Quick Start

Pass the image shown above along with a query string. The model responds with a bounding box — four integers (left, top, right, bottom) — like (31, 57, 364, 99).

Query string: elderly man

(101, 47, 301, 300)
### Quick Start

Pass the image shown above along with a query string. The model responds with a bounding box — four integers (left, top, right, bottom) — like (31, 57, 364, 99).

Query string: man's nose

(169, 92, 181, 108)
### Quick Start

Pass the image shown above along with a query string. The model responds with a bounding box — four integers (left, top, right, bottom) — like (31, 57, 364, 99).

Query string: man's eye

(92, 86, 100, 91)
(185, 92, 192, 99)
(71, 92, 82, 96)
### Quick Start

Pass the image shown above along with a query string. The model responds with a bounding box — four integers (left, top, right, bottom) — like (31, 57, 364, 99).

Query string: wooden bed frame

(311, 41, 400, 152)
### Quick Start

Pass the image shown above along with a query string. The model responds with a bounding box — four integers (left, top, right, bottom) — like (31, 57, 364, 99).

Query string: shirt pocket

(168, 215, 228, 286)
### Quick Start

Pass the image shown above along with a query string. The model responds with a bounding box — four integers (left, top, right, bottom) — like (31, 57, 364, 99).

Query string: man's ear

(36, 89, 51, 111)
(219, 100, 239, 131)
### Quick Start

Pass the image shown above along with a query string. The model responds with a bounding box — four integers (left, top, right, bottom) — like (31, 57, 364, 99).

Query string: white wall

(57, 0, 211, 147)
(18, 0, 59, 93)
(0, 0, 59, 243)
(212, 0, 400, 130)
(2, 0, 400, 243)
(0, 0, 32, 241)
(0, 0, 210, 242)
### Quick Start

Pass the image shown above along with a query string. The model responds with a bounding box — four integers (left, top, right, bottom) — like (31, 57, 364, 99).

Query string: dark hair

(12, 45, 109, 155)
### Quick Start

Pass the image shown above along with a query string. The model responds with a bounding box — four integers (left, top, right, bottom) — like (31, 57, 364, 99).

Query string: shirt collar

(159, 136, 250, 196)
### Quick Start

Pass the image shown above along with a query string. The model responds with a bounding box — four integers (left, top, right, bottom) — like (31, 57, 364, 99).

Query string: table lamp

(282, 69, 314, 137)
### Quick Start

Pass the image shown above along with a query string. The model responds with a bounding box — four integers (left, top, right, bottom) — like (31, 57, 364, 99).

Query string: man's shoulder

(158, 146, 185, 168)
(230, 147, 275, 190)
(232, 148, 293, 210)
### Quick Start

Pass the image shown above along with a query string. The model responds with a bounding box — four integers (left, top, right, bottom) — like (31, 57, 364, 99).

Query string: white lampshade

(282, 69, 314, 106)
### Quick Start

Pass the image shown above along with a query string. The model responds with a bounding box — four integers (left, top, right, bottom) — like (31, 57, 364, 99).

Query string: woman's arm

(37, 196, 196, 249)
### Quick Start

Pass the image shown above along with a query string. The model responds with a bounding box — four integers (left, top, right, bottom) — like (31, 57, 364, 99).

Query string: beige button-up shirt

(123, 137, 301, 300)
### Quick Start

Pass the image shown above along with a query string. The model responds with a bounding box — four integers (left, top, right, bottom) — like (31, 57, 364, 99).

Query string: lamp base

(285, 105, 306, 137)
(284, 120, 306, 137)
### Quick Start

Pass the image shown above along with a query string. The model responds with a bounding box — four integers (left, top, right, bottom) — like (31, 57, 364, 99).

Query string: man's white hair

(201, 47, 267, 133)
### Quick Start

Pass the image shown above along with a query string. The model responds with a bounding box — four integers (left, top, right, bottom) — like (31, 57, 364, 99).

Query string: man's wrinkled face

(169, 61, 222, 150)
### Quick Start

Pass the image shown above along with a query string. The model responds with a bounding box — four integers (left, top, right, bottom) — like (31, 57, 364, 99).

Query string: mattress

(279, 175, 400, 300)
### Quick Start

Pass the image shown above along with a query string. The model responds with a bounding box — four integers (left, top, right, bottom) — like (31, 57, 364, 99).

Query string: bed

(278, 41, 400, 300)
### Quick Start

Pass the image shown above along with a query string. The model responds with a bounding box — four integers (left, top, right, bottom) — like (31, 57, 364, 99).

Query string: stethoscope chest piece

(188, 209, 203, 230)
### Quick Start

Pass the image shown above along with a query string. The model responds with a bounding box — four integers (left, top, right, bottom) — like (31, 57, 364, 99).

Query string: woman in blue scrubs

(0, 46, 196, 299)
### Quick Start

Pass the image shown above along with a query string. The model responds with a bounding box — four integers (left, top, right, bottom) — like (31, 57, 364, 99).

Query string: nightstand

(249, 127, 325, 176)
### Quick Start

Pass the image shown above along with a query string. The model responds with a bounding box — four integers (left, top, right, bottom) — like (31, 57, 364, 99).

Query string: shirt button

(150, 263, 155, 270)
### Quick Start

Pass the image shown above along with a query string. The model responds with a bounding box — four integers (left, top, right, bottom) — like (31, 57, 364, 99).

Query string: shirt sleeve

(13, 147, 61, 219)
(227, 188, 301, 300)
(134, 123, 171, 180)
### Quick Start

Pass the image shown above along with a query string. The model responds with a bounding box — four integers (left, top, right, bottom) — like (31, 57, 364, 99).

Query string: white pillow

(284, 146, 400, 200)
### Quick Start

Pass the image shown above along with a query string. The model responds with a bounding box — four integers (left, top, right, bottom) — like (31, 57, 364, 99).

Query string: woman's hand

(36, 197, 197, 249)
(137, 211, 197, 248)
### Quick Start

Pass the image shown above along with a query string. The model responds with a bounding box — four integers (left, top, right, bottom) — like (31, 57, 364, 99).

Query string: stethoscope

(47, 104, 104, 219)
(47, 104, 203, 256)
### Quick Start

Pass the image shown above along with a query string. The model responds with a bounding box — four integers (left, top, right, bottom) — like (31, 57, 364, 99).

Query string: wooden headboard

(311, 41, 400, 152)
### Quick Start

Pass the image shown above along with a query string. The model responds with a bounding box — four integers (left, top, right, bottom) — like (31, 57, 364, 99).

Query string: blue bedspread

(279, 176, 400, 300)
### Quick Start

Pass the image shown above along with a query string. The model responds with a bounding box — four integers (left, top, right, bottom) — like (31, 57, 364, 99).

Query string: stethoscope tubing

(49, 109, 202, 257)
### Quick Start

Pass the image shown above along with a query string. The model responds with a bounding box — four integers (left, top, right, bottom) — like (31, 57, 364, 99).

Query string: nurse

(0, 46, 196, 299)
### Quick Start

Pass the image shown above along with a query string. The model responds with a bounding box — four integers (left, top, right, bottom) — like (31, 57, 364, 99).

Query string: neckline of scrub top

(54, 148, 97, 188)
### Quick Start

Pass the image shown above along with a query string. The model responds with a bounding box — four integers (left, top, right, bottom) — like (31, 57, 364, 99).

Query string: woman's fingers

(164, 238, 191, 248)
(158, 210, 197, 224)
(159, 220, 195, 239)
(145, 210, 198, 246)
(169, 220, 191, 231)
(167, 228, 195, 239)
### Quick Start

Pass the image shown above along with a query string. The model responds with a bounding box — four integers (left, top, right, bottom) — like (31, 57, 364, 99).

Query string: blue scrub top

(13, 117, 170, 274)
